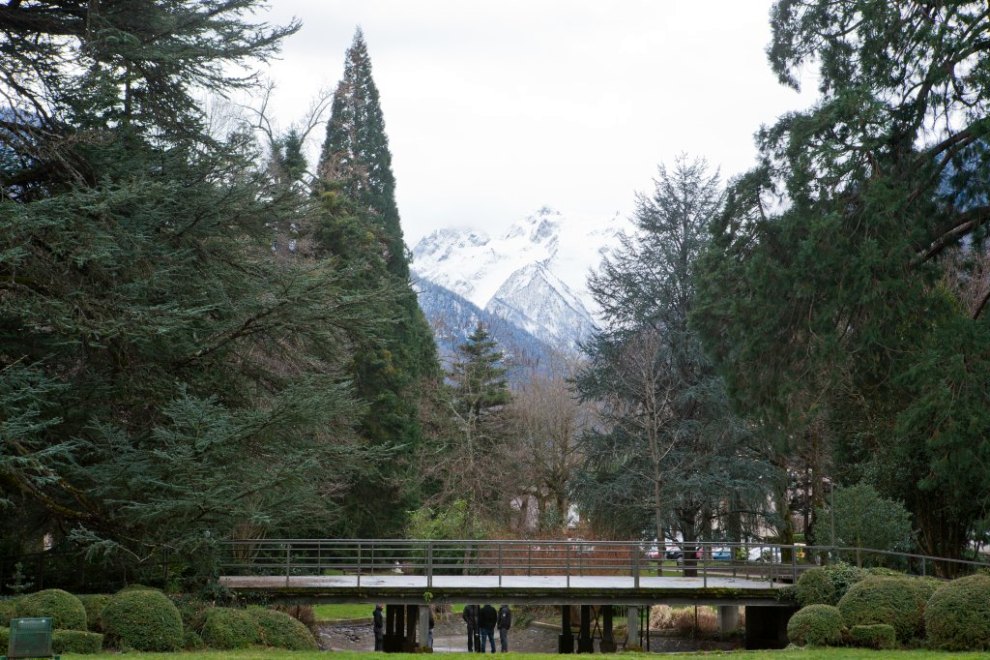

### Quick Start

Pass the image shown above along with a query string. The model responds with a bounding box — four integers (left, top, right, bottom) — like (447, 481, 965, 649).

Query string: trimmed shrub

(200, 607, 259, 650)
(52, 629, 104, 654)
(182, 630, 206, 650)
(16, 589, 87, 631)
(796, 568, 836, 606)
(786, 604, 845, 647)
(102, 589, 183, 651)
(849, 624, 897, 649)
(0, 598, 20, 626)
(116, 584, 161, 593)
(77, 594, 111, 633)
(273, 603, 317, 634)
(170, 593, 210, 633)
(248, 607, 319, 650)
(837, 576, 928, 642)
(925, 574, 990, 651)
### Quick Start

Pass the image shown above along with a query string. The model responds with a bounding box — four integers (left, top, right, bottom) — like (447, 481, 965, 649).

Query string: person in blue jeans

(478, 603, 498, 652)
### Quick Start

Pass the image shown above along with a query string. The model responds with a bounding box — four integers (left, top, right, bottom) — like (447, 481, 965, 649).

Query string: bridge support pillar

(744, 606, 796, 650)
(383, 604, 403, 652)
(717, 605, 739, 636)
(418, 605, 431, 650)
(577, 605, 594, 653)
(404, 605, 418, 652)
(558, 605, 574, 653)
(599, 606, 616, 652)
(626, 607, 639, 649)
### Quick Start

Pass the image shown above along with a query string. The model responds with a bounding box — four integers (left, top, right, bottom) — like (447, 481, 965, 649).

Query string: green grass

(58, 649, 990, 659)
(313, 603, 377, 621)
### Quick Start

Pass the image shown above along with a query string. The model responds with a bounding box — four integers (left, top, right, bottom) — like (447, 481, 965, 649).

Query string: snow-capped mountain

(411, 207, 626, 353)
(413, 274, 556, 380)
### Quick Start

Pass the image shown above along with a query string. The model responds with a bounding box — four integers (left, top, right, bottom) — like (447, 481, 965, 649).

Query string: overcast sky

(255, 1, 818, 246)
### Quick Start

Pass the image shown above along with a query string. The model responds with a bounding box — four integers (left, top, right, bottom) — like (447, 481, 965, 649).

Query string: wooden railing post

(497, 542, 502, 587)
(285, 543, 291, 587)
(633, 544, 640, 589)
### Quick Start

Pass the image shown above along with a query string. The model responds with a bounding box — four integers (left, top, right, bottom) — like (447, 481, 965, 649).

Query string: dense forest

(0, 0, 988, 592)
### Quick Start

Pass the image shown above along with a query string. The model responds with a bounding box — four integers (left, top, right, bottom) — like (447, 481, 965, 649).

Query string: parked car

(711, 547, 732, 561)
(747, 546, 782, 563)
(664, 547, 683, 560)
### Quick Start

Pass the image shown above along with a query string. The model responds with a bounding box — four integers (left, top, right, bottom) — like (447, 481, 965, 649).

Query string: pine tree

(443, 323, 513, 524)
(318, 28, 407, 278)
(695, 0, 990, 567)
(314, 28, 441, 536)
(0, 1, 374, 580)
(574, 158, 774, 547)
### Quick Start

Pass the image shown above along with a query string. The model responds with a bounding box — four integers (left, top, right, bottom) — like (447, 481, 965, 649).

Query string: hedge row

(788, 571, 990, 651)
(1, 589, 316, 653)
(0, 626, 104, 654)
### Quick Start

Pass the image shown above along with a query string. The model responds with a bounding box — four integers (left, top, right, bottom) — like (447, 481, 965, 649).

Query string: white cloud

(255, 1, 818, 244)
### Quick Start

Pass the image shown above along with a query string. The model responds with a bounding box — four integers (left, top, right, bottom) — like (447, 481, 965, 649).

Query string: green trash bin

(3, 617, 59, 660)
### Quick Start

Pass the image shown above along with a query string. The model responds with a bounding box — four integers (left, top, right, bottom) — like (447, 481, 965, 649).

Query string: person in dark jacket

(497, 604, 512, 652)
(478, 603, 498, 652)
(462, 604, 479, 652)
(373, 604, 384, 651)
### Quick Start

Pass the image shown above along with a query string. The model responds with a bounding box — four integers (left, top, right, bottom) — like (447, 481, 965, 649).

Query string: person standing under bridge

(497, 604, 512, 652)
(479, 603, 498, 652)
(373, 604, 384, 651)
(462, 604, 479, 652)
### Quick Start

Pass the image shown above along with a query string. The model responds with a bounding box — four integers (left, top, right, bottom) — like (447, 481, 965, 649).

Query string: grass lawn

(64, 649, 990, 659)
(313, 603, 377, 621)
(314, 603, 468, 621)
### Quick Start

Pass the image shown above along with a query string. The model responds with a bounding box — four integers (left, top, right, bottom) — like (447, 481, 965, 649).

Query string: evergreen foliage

(101, 589, 183, 651)
(836, 576, 929, 642)
(574, 157, 775, 544)
(786, 604, 845, 647)
(200, 607, 259, 649)
(437, 323, 514, 523)
(77, 594, 111, 633)
(795, 562, 868, 606)
(925, 574, 990, 651)
(849, 624, 897, 650)
(51, 629, 104, 655)
(247, 607, 319, 650)
(15, 589, 87, 631)
(815, 484, 913, 557)
(694, 0, 990, 565)
(313, 29, 441, 536)
(0, 0, 379, 575)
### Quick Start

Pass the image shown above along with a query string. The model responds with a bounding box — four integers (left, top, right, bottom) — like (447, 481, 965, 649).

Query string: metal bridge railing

(220, 539, 990, 589)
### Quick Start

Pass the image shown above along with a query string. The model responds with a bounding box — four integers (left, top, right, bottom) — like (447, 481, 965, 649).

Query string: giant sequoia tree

(695, 0, 990, 565)
(315, 29, 441, 536)
(0, 1, 374, 579)
(574, 159, 773, 546)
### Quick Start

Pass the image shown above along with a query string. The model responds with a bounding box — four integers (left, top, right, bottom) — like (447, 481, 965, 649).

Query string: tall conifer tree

(316, 29, 441, 536)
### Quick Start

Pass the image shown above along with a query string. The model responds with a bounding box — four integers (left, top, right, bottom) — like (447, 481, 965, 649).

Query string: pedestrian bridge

(218, 538, 798, 607)
(217, 538, 982, 652)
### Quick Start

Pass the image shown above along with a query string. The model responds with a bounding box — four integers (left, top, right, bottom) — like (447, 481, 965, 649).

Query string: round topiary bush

(787, 604, 845, 647)
(16, 589, 87, 631)
(182, 630, 206, 650)
(200, 607, 259, 650)
(796, 568, 837, 606)
(837, 576, 928, 642)
(52, 630, 104, 654)
(77, 594, 111, 633)
(925, 574, 990, 651)
(248, 607, 318, 650)
(101, 589, 183, 651)
(849, 623, 897, 649)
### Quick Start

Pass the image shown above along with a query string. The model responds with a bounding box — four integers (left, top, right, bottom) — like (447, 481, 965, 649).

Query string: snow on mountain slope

(411, 207, 627, 353)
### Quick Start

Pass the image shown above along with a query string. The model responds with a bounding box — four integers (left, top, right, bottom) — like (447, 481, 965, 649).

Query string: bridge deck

(219, 573, 790, 606)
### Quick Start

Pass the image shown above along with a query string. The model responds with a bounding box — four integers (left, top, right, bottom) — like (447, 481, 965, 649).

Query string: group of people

(462, 603, 512, 653)
(373, 603, 511, 652)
